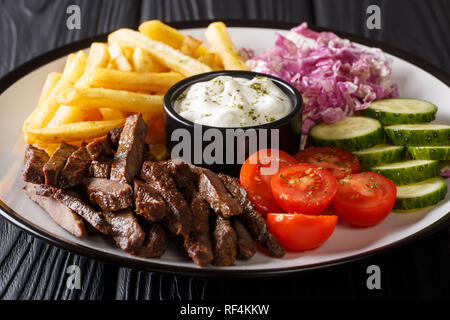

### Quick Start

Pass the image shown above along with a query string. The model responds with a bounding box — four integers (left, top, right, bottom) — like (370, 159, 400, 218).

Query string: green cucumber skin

(311, 127, 384, 152)
(355, 146, 406, 168)
(407, 147, 450, 160)
(384, 127, 450, 146)
(394, 179, 447, 210)
(363, 107, 436, 125)
(370, 160, 440, 186)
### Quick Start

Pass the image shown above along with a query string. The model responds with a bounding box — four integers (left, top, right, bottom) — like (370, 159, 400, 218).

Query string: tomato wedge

(294, 146, 359, 179)
(271, 164, 338, 215)
(267, 213, 337, 251)
(333, 172, 396, 227)
(240, 149, 298, 214)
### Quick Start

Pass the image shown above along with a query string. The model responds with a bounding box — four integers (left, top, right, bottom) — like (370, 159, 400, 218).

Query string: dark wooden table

(0, 0, 449, 300)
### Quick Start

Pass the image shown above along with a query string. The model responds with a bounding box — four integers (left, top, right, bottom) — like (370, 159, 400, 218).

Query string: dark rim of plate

(0, 20, 449, 278)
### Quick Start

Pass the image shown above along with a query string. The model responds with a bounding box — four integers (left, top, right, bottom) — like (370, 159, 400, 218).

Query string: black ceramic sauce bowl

(164, 70, 303, 176)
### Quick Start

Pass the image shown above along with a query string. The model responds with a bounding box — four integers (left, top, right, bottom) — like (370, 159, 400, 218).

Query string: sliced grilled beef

(37, 184, 110, 235)
(184, 192, 213, 267)
(218, 174, 285, 258)
(89, 158, 112, 179)
(58, 145, 91, 189)
(197, 168, 242, 218)
(233, 218, 256, 259)
(24, 183, 87, 238)
(43, 142, 78, 186)
(108, 126, 123, 150)
(83, 177, 133, 212)
(134, 178, 169, 222)
(86, 136, 113, 160)
(166, 158, 197, 203)
(212, 215, 237, 266)
(140, 161, 192, 237)
(110, 114, 147, 184)
(104, 210, 145, 253)
(23, 145, 49, 184)
(137, 223, 168, 258)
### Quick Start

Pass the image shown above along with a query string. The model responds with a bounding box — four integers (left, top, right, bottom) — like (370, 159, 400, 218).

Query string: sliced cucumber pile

(370, 159, 440, 186)
(394, 177, 447, 210)
(384, 124, 450, 146)
(354, 143, 405, 168)
(407, 146, 450, 160)
(364, 98, 437, 125)
(310, 116, 383, 151)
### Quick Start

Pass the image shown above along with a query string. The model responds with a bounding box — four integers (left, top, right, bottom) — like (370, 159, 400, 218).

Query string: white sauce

(173, 75, 292, 127)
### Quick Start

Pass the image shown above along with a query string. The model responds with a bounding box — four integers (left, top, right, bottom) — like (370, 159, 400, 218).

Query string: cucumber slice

(354, 143, 405, 168)
(310, 116, 383, 151)
(370, 159, 440, 185)
(384, 124, 450, 146)
(364, 98, 437, 125)
(407, 146, 450, 160)
(394, 177, 447, 210)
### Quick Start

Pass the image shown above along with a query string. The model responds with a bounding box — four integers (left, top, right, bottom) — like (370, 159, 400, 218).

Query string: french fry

(99, 108, 124, 120)
(57, 87, 164, 114)
(108, 28, 211, 77)
(180, 36, 202, 57)
(143, 112, 166, 145)
(108, 42, 133, 72)
(139, 20, 224, 70)
(205, 22, 249, 71)
(29, 51, 88, 129)
(50, 43, 111, 127)
(75, 42, 110, 88)
(89, 68, 183, 93)
(132, 48, 155, 72)
(26, 119, 125, 143)
(22, 72, 62, 132)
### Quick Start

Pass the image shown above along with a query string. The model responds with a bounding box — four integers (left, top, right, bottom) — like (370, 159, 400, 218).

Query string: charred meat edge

(86, 136, 113, 160)
(233, 218, 257, 259)
(218, 174, 285, 258)
(58, 145, 91, 189)
(24, 183, 87, 238)
(140, 161, 192, 238)
(83, 177, 134, 212)
(103, 209, 145, 253)
(23, 145, 49, 184)
(196, 168, 242, 218)
(212, 215, 237, 266)
(137, 223, 168, 258)
(36, 184, 111, 235)
(110, 114, 147, 184)
(134, 178, 169, 222)
(43, 142, 78, 186)
(89, 158, 112, 179)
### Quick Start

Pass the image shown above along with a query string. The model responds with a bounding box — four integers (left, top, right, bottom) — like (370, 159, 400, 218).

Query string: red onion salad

(245, 23, 399, 145)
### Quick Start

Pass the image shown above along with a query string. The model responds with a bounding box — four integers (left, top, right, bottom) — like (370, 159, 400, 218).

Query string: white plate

(0, 21, 449, 276)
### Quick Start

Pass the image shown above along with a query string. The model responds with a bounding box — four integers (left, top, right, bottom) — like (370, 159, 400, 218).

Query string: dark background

(0, 0, 449, 300)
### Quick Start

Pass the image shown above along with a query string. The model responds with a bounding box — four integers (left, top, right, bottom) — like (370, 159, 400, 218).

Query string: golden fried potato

(29, 51, 88, 129)
(26, 119, 125, 143)
(57, 87, 164, 114)
(108, 42, 133, 72)
(89, 68, 183, 93)
(108, 28, 211, 76)
(205, 22, 249, 70)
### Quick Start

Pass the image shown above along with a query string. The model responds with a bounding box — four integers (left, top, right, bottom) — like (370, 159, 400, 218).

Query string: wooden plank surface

(0, 0, 449, 300)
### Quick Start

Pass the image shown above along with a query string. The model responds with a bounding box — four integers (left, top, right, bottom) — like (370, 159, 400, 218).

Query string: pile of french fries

(22, 20, 248, 159)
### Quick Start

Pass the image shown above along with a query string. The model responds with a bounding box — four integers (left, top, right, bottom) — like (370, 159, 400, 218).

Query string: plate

(0, 20, 449, 277)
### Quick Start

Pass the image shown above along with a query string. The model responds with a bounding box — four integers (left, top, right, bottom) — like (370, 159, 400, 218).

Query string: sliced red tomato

(270, 164, 338, 215)
(294, 146, 359, 179)
(333, 172, 396, 227)
(240, 149, 298, 214)
(267, 213, 337, 251)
